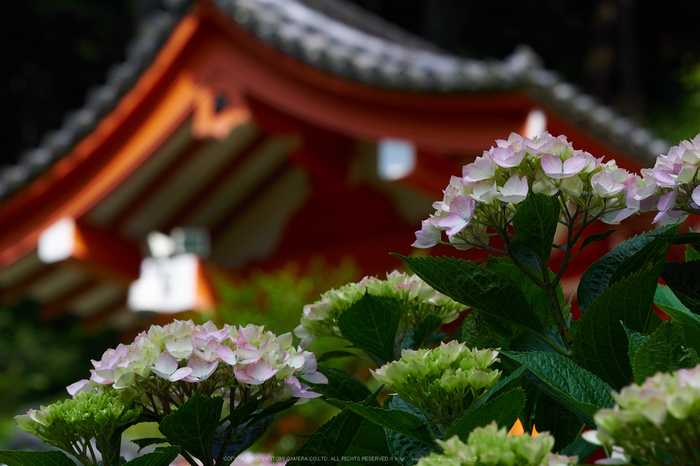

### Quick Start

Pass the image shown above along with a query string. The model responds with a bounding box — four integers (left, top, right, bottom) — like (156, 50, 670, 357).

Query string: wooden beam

(38, 218, 141, 286)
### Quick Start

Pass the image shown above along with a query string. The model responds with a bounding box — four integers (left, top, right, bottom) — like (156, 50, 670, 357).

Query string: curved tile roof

(1, 0, 669, 199)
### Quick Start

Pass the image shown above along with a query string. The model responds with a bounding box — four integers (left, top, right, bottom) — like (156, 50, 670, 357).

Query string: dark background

(3, 0, 700, 166)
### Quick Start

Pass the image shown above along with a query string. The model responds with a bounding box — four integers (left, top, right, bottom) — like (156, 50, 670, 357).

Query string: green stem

(541, 263, 573, 352)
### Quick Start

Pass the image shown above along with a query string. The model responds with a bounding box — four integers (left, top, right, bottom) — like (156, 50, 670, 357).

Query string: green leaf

(573, 265, 662, 390)
(123, 447, 181, 466)
(534, 392, 584, 452)
(309, 367, 372, 407)
(631, 321, 700, 383)
(503, 351, 614, 427)
(343, 420, 402, 466)
(213, 415, 275, 466)
(511, 325, 567, 354)
(578, 229, 616, 254)
(131, 437, 169, 453)
(512, 192, 560, 263)
(384, 396, 439, 466)
(577, 225, 676, 313)
(476, 366, 526, 407)
(336, 401, 439, 449)
(622, 323, 649, 366)
(559, 437, 602, 464)
(158, 391, 224, 464)
(686, 244, 700, 261)
(485, 257, 565, 329)
(445, 388, 526, 441)
(397, 255, 545, 337)
(286, 408, 365, 466)
(337, 294, 401, 363)
(411, 315, 442, 349)
(655, 285, 700, 355)
(0, 451, 76, 466)
(455, 313, 494, 349)
(661, 261, 700, 313)
(317, 350, 358, 363)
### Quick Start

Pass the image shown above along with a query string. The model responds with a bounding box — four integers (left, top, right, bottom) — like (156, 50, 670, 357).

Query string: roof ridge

(1, 0, 669, 200)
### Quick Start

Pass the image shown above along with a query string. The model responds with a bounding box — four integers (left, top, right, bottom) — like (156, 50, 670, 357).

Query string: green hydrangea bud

(583, 364, 700, 464)
(14, 389, 142, 466)
(294, 271, 467, 341)
(417, 423, 577, 466)
(371, 341, 501, 425)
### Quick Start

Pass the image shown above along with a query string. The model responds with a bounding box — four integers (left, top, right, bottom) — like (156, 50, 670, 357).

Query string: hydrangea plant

(371, 341, 501, 427)
(583, 365, 700, 464)
(295, 270, 465, 357)
(632, 134, 700, 224)
(417, 423, 577, 466)
(15, 389, 141, 466)
(10, 132, 700, 466)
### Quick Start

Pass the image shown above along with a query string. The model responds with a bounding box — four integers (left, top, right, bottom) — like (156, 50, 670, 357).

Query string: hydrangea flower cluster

(371, 341, 501, 425)
(583, 364, 700, 465)
(69, 320, 326, 419)
(15, 389, 141, 466)
(417, 423, 577, 466)
(631, 134, 700, 225)
(294, 271, 465, 343)
(413, 132, 637, 251)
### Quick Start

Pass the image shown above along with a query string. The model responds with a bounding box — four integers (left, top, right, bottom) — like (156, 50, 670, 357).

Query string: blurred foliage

(0, 300, 118, 446)
(201, 257, 360, 336)
(653, 63, 700, 143)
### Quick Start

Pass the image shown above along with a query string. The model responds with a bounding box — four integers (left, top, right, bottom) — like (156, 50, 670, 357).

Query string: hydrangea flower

(69, 320, 326, 419)
(15, 389, 142, 466)
(631, 134, 700, 224)
(583, 364, 700, 464)
(371, 341, 501, 425)
(413, 132, 637, 251)
(416, 422, 578, 466)
(294, 270, 466, 343)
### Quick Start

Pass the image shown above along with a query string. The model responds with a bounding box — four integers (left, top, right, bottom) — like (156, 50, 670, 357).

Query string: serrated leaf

(503, 351, 614, 428)
(655, 285, 700, 355)
(384, 397, 438, 466)
(573, 265, 662, 390)
(456, 313, 494, 350)
(512, 192, 560, 263)
(0, 451, 76, 466)
(661, 261, 700, 313)
(397, 255, 545, 337)
(485, 257, 565, 329)
(686, 244, 700, 261)
(622, 323, 649, 366)
(632, 321, 700, 383)
(309, 367, 372, 407)
(285, 408, 364, 466)
(338, 294, 401, 363)
(445, 388, 526, 441)
(337, 401, 438, 449)
(534, 392, 583, 452)
(123, 447, 181, 466)
(578, 229, 616, 254)
(577, 225, 676, 313)
(158, 391, 224, 463)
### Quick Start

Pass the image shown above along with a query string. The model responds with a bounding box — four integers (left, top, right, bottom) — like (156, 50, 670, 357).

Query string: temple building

(0, 0, 671, 329)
